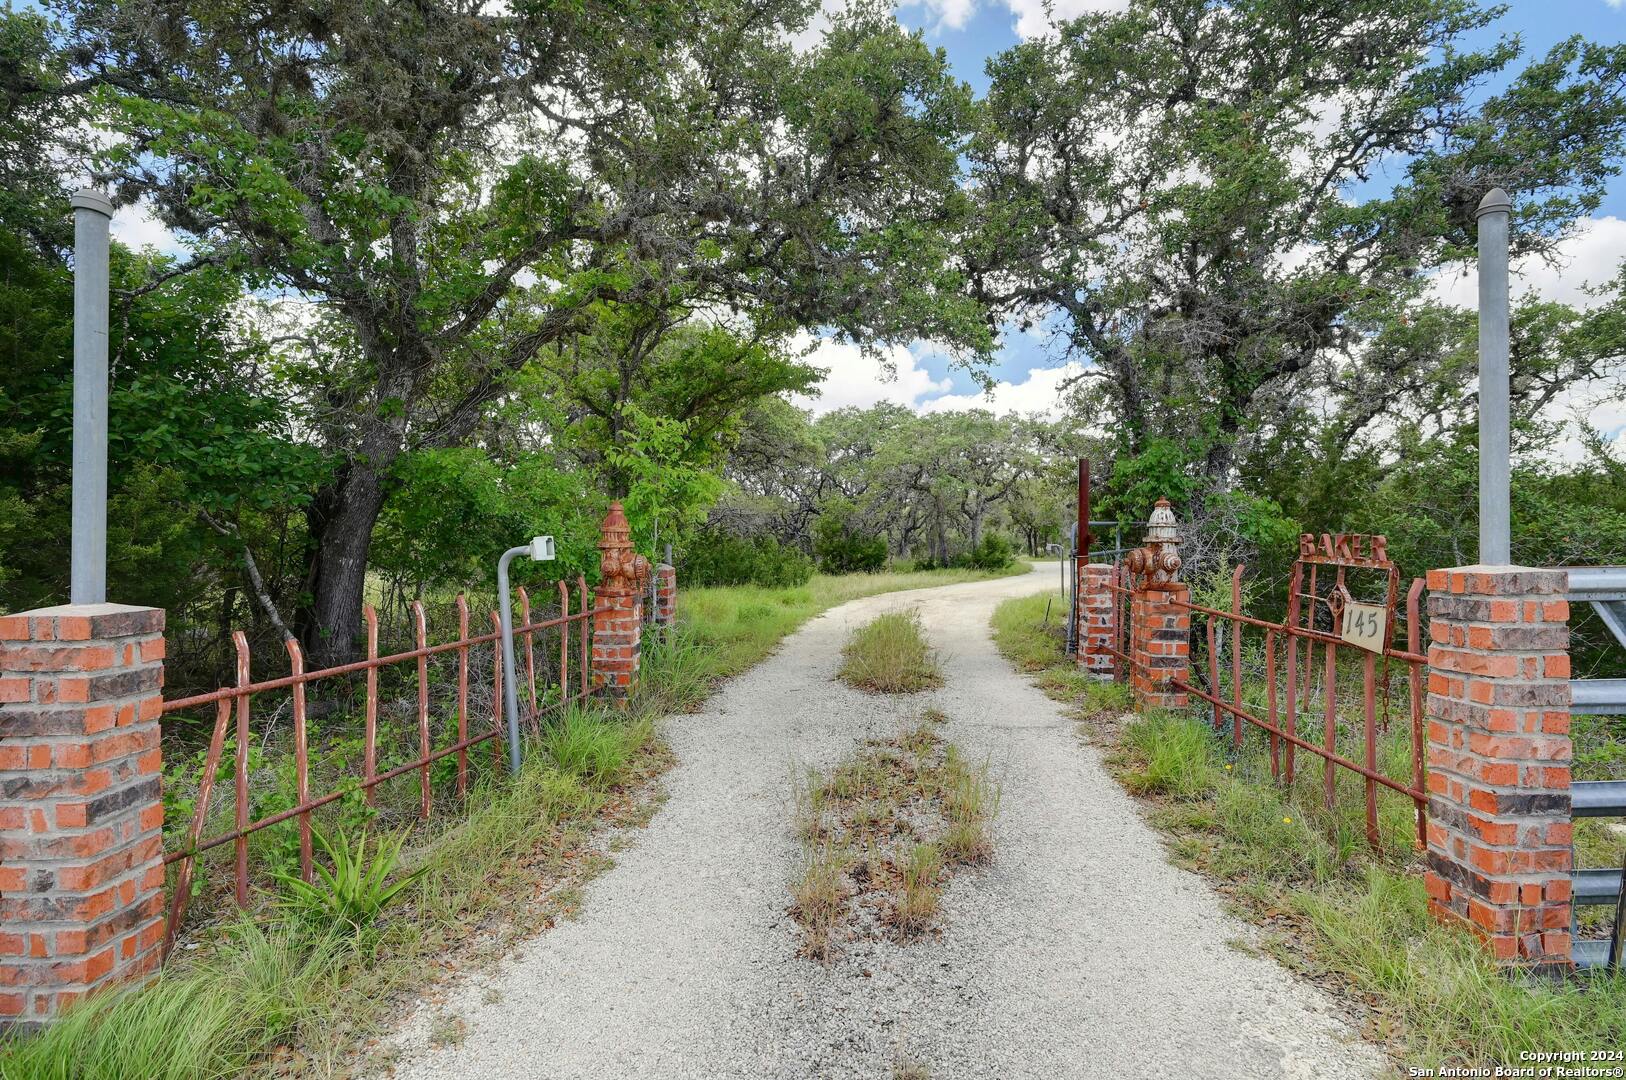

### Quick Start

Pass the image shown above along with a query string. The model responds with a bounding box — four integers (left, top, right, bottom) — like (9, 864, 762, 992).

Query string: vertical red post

(232, 631, 250, 908)
(287, 639, 312, 882)
(412, 601, 430, 820)
(0, 604, 166, 1029)
(455, 596, 469, 798)
(363, 605, 378, 807)
(1230, 565, 1244, 750)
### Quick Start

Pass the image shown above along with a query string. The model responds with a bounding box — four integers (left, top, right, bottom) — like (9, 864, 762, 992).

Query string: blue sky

(814, 0, 1626, 412)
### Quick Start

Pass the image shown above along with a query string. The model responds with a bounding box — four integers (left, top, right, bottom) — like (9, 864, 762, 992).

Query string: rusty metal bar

(162, 609, 595, 714)
(1078, 459, 1090, 563)
(1323, 640, 1338, 812)
(232, 631, 250, 908)
(363, 604, 378, 807)
(519, 585, 537, 719)
(1167, 675, 1426, 804)
(164, 697, 230, 955)
(1363, 649, 1379, 845)
(579, 574, 591, 695)
(559, 580, 571, 707)
(457, 595, 470, 798)
(413, 601, 431, 821)
(163, 686, 598, 866)
(1166, 595, 1426, 665)
(1265, 629, 1279, 780)
(1207, 618, 1221, 732)
(287, 638, 312, 883)
(1231, 564, 1244, 750)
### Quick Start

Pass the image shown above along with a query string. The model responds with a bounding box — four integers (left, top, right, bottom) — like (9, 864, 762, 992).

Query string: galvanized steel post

(1476, 187, 1512, 566)
(497, 545, 529, 774)
(70, 189, 114, 604)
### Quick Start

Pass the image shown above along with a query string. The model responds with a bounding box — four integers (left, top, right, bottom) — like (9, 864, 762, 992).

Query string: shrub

(678, 531, 813, 588)
(813, 516, 888, 574)
(272, 826, 424, 931)
(952, 534, 1014, 571)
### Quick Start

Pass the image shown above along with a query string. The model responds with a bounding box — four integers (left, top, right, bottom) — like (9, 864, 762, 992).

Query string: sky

(98, 0, 1626, 445)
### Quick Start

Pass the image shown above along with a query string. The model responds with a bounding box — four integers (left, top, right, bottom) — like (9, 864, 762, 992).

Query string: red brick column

(653, 564, 676, 627)
(592, 503, 643, 699)
(1077, 563, 1117, 680)
(1129, 584, 1190, 710)
(0, 604, 165, 1028)
(1424, 566, 1571, 968)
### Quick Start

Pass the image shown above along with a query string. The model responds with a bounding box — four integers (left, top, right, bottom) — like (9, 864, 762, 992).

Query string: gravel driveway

(388, 564, 1385, 1079)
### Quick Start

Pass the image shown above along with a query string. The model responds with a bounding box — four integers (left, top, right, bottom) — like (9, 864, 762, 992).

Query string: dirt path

(388, 565, 1385, 1079)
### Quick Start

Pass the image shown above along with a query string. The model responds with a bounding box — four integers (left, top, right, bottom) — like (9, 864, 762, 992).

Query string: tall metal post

(496, 545, 529, 774)
(70, 189, 114, 604)
(1476, 187, 1512, 566)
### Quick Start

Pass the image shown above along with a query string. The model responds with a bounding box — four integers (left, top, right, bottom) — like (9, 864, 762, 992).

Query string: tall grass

(990, 589, 1626, 1070)
(0, 921, 351, 1080)
(838, 611, 944, 693)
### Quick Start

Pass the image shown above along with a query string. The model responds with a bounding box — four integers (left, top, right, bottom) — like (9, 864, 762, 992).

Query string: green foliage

(953, 534, 1015, 571)
(0, 225, 323, 616)
(678, 531, 814, 588)
(813, 512, 889, 574)
(273, 827, 425, 931)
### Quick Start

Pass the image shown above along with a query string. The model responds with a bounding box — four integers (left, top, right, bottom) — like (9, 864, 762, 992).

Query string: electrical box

(530, 535, 556, 561)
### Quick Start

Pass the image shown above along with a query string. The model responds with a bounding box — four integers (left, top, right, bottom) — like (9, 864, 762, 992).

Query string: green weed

(839, 611, 944, 693)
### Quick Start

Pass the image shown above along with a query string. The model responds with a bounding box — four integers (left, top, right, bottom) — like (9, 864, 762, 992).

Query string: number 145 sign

(1340, 602, 1389, 654)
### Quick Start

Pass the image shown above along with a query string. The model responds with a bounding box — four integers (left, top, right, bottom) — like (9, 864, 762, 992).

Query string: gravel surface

(387, 565, 1385, 1079)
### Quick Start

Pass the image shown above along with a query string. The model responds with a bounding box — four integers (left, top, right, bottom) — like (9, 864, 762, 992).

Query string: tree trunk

(300, 458, 391, 669)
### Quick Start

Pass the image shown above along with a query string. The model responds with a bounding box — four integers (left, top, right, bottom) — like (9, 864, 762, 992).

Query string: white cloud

(904, 0, 977, 31)
(1430, 215, 1626, 310)
(788, 334, 954, 414)
(110, 202, 186, 257)
(788, 331, 1085, 418)
(1002, 0, 1129, 40)
(918, 361, 1086, 416)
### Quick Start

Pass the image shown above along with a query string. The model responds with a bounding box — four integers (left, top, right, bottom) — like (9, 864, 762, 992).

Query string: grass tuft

(838, 611, 944, 694)
(789, 716, 995, 958)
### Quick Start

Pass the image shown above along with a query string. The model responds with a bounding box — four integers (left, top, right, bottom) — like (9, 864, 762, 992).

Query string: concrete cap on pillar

(1475, 187, 1512, 219)
(70, 188, 115, 217)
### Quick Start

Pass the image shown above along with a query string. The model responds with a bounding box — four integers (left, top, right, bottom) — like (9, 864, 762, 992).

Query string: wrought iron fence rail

(159, 580, 599, 957)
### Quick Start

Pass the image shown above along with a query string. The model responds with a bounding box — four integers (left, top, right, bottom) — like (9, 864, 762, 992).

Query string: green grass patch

(989, 589, 1626, 1070)
(838, 611, 944, 693)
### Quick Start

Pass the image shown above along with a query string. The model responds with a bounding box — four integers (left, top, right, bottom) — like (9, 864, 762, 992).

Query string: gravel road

(388, 564, 1385, 1080)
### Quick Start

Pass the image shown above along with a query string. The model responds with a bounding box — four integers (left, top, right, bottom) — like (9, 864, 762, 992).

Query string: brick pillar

(1129, 584, 1190, 710)
(592, 503, 643, 699)
(1077, 563, 1117, 681)
(1423, 566, 1571, 968)
(0, 604, 165, 1029)
(653, 564, 676, 627)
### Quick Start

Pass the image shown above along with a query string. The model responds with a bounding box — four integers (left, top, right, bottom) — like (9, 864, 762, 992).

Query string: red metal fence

(1102, 537, 1429, 850)
(159, 579, 595, 952)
